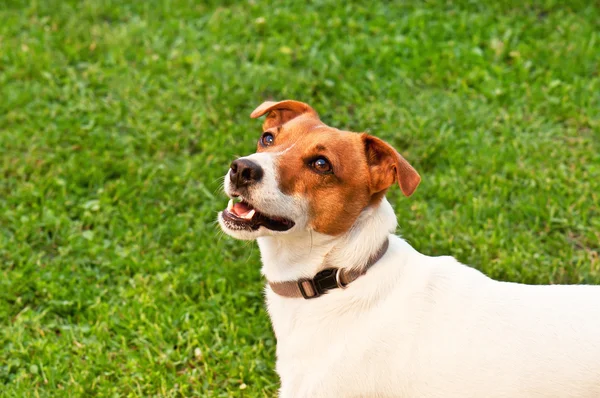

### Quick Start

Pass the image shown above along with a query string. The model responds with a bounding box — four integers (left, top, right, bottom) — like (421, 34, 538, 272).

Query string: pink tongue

(232, 202, 253, 216)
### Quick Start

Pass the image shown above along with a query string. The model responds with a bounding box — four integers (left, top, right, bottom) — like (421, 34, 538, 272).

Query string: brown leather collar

(268, 237, 390, 299)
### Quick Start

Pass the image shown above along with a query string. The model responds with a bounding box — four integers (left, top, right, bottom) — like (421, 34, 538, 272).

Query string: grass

(0, 0, 599, 395)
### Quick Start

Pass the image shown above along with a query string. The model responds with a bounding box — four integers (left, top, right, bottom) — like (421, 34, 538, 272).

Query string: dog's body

(266, 200, 600, 397)
(219, 100, 600, 397)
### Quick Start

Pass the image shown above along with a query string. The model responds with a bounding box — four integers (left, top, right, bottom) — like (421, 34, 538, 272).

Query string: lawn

(0, 0, 599, 396)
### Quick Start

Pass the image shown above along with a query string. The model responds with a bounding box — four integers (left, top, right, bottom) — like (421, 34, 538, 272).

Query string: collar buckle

(297, 268, 342, 299)
(269, 237, 389, 299)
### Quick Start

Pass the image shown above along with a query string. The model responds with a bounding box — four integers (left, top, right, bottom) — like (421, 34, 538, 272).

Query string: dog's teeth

(242, 209, 256, 220)
(227, 199, 234, 211)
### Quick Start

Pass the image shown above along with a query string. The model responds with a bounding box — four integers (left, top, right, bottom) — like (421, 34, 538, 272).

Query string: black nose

(230, 159, 263, 188)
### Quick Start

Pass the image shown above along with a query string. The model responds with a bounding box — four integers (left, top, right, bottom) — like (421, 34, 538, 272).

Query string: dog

(218, 99, 600, 397)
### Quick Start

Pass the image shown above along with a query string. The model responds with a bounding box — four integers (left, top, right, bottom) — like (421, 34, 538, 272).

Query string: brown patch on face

(278, 128, 372, 236)
(249, 100, 420, 236)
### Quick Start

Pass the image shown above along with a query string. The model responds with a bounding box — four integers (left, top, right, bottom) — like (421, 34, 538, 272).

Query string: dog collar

(268, 237, 389, 299)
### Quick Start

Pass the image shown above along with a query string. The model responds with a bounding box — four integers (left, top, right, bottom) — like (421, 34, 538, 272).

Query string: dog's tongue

(233, 201, 251, 214)
(228, 200, 256, 219)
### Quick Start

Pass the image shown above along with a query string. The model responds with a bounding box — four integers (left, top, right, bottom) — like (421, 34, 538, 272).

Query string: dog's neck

(258, 198, 397, 283)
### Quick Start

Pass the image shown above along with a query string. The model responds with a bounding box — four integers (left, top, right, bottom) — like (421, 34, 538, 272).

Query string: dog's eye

(311, 157, 333, 174)
(260, 132, 274, 147)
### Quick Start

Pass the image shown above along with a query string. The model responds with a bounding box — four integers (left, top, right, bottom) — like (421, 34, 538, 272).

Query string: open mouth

(221, 199, 295, 232)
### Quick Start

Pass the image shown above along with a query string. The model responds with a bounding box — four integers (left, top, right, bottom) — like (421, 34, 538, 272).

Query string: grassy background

(1, 0, 599, 396)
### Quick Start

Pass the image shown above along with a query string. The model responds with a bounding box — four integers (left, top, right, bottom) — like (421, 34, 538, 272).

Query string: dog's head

(218, 100, 420, 240)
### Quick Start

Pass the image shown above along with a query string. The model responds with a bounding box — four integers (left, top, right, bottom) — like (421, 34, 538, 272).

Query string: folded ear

(250, 100, 319, 130)
(362, 134, 420, 197)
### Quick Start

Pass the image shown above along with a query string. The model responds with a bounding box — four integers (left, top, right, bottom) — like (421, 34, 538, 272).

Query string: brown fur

(250, 100, 420, 236)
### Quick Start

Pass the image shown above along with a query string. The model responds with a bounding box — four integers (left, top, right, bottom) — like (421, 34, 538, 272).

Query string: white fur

(221, 170, 600, 398)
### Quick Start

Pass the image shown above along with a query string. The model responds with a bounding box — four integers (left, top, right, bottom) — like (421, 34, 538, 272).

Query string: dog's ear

(362, 134, 420, 197)
(250, 100, 319, 130)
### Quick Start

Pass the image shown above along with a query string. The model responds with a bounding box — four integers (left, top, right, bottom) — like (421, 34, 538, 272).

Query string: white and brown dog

(218, 100, 600, 397)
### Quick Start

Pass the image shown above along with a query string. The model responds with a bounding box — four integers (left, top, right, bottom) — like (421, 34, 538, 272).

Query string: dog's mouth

(221, 198, 295, 232)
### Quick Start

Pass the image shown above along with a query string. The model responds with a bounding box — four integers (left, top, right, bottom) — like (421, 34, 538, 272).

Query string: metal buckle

(335, 268, 347, 289)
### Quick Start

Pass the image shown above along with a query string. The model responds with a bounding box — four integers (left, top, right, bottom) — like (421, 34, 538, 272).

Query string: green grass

(1, 0, 599, 395)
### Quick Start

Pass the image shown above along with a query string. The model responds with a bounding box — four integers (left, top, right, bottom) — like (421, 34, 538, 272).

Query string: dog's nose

(230, 159, 263, 188)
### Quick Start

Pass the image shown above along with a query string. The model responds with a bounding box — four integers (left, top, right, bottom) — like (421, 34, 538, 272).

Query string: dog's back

(407, 254, 600, 397)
